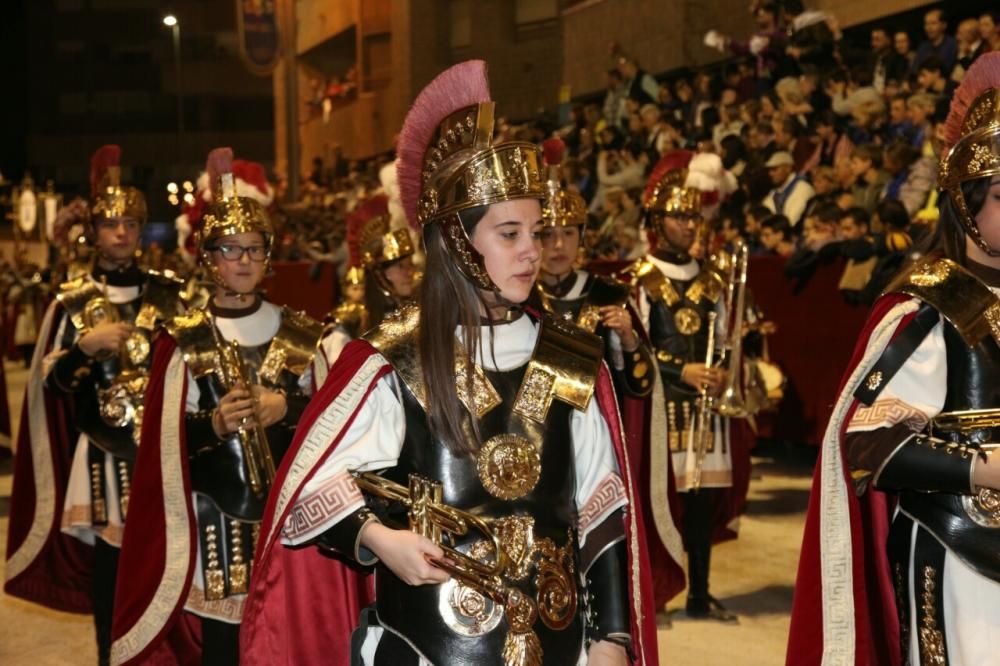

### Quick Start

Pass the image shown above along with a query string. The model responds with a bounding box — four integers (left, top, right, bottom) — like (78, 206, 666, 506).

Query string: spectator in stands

(895, 30, 916, 70)
(837, 207, 876, 303)
(602, 69, 628, 129)
(912, 8, 957, 76)
(858, 198, 913, 304)
(785, 203, 843, 285)
(954, 18, 986, 79)
(884, 93, 914, 143)
(916, 57, 957, 117)
(763, 151, 815, 227)
(674, 77, 696, 127)
(849, 144, 888, 214)
(746, 204, 772, 245)
(759, 214, 796, 257)
(906, 92, 937, 156)
(795, 65, 832, 122)
(783, 0, 836, 73)
(591, 144, 647, 213)
(616, 52, 659, 105)
(773, 116, 816, 174)
(981, 12, 1000, 53)
(810, 109, 853, 170)
(881, 140, 935, 217)
(714, 103, 745, 146)
(870, 27, 909, 93)
(640, 104, 669, 161)
(719, 1, 788, 84)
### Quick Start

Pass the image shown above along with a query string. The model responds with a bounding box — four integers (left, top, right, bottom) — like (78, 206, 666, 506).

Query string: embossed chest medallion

(477, 434, 541, 500)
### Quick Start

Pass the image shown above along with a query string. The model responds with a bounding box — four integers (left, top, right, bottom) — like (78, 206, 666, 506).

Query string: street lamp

(163, 15, 183, 164)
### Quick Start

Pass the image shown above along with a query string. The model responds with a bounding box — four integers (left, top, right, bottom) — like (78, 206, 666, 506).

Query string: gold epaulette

(893, 257, 1000, 347)
(684, 266, 726, 305)
(56, 276, 102, 330)
(363, 302, 426, 402)
(512, 312, 604, 422)
(163, 310, 217, 377)
(136, 269, 186, 330)
(627, 258, 680, 306)
(259, 308, 324, 383)
(329, 301, 367, 328)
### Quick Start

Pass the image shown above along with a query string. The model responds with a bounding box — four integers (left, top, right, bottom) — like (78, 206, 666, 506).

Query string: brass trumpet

(715, 241, 750, 418)
(352, 471, 508, 600)
(690, 311, 717, 492)
(214, 333, 276, 496)
(931, 409, 1000, 434)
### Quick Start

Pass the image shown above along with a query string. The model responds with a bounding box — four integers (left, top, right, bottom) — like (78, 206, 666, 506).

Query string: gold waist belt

(441, 515, 577, 663)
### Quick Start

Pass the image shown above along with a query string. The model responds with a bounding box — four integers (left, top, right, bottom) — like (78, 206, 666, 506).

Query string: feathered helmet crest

(197, 147, 274, 286)
(939, 53, 1000, 255)
(346, 194, 413, 270)
(89, 145, 147, 225)
(541, 138, 586, 228)
(396, 60, 545, 290)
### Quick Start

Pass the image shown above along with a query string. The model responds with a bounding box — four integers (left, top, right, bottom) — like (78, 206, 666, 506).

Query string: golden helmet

(89, 145, 147, 225)
(541, 138, 586, 227)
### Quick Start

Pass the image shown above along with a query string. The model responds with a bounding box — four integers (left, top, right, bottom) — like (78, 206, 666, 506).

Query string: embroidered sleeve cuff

(875, 434, 977, 495)
(315, 507, 381, 565)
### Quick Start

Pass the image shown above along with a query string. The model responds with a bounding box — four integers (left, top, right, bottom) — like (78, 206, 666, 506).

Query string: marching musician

(789, 53, 1000, 664)
(5, 145, 184, 666)
(109, 148, 327, 665)
(626, 163, 745, 623)
(239, 60, 659, 666)
(535, 137, 655, 406)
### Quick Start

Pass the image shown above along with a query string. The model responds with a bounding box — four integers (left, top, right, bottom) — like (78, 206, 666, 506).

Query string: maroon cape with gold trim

(4, 301, 93, 613)
(240, 338, 661, 665)
(786, 293, 912, 666)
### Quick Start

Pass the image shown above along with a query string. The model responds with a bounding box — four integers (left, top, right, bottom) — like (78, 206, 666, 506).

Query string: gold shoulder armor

(894, 257, 1000, 347)
(137, 269, 186, 330)
(629, 259, 680, 307)
(55, 276, 102, 330)
(512, 312, 604, 423)
(259, 308, 324, 383)
(163, 309, 217, 377)
(685, 266, 726, 305)
(363, 303, 425, 404)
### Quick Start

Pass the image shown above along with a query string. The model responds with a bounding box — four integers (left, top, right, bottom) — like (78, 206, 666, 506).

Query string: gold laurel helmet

(198, 172, 274, 283)
(542, 181, 587, 228)
(940, 88, 1000, 254)
(91, 166, 148, 224)
(358, 215, 415, 269)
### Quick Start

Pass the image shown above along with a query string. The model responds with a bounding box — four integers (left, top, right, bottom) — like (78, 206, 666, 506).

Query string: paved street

(0, 361, 813, 665)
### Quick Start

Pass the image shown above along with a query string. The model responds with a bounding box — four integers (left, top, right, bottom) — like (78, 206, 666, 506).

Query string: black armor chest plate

(647, 274, 716, 405)
(71, 296, 145, 458)
(375, 364, 584, 665)
(899, 320, 1000, 583)
(188, 340, 299, 522)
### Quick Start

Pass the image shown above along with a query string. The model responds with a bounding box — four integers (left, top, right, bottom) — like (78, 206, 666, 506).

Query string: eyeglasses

(212, 244, 268, 262)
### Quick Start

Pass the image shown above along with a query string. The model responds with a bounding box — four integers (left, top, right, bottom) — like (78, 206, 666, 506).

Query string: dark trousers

(680, 488, 722, 605)
(92, 538, 120, 666)
(201, 617, 240, 666)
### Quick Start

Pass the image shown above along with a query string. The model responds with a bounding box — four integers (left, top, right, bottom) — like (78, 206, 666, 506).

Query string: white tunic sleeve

(846, 319, 947, 434)
(572, 396, 628, 549)
(281, 372, 406, 545)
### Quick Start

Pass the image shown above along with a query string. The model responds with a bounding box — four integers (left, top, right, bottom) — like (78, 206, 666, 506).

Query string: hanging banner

(236, 0, 282, 76)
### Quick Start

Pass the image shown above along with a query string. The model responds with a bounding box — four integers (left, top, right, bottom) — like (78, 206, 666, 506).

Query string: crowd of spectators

(278, 1, 1000, 307)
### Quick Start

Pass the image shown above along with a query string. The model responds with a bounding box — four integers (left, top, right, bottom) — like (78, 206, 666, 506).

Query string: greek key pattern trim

(577, 473, 627, 537)
(283, 472, 364, 540)
(849, 398, 929, 431)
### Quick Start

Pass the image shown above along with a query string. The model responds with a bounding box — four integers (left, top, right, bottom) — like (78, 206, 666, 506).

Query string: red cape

(109, 334, 202, 665)
(4, 301, 94, 613)
(786, 293, 913, 666)
(241, 338, 661, 665)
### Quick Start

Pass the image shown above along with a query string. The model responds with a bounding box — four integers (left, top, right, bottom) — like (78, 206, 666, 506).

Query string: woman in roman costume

(240, 60, 659, 666)
(109, 148, 330, 665)
(788, 53, 1000, 665)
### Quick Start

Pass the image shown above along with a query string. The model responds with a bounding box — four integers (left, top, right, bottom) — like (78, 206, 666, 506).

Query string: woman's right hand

(359, 522, 450, 586)
(212, 384, 255, 436)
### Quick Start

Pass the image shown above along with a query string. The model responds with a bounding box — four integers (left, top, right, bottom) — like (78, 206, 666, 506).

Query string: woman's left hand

(600, 305, 638, 352)
(251, 385, 288, 427)
(588, 640, 629, 666)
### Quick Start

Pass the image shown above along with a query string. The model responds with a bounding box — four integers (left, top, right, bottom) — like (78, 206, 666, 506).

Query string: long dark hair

(917, 177, 995, 266)
(418, 206, 495, 456)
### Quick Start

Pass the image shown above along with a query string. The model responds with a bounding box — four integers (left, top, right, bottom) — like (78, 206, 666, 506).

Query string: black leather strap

(854, 304, 939, 406)
(316, 507, 379, 565)
(584, 538, 632, 653)
(184, 411, 218, 456)
(876, 434, 976, 494)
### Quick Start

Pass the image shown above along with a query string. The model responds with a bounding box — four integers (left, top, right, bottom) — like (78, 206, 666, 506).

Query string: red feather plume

(542, 138, 565, 167)
(346, 195, 390, 267)
(89, 144, 121, 198)
(206, 147, 234, 202)
(643, 149, 693, 204)
(943, 52, 1000, 155)
(396, 60, 491, 229)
